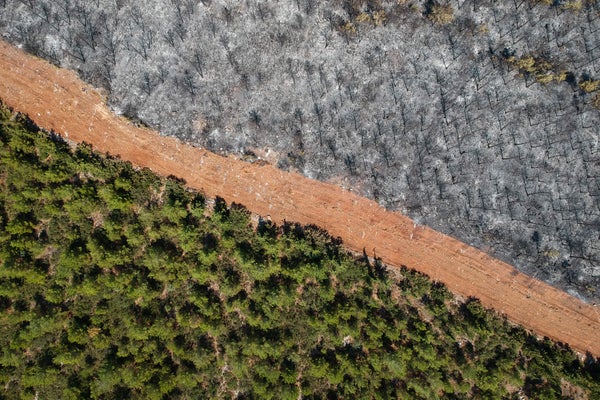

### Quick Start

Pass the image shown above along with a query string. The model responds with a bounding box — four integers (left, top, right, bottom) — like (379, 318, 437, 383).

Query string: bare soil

(1, 39, 599, 356)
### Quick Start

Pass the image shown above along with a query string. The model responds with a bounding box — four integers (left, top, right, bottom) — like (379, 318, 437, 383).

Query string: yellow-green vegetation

(425, 4, 454, 25)
(340, 0, 456, 32)
(504, 53, 600, 108)
(336, 0, 422, 35)
(506, 54, 568, 84)
(339, 20, 357, 34)
(579, 78, 600, 93)
(530, 0, 589, 10)
(1, 105, 600, 399)
(353, 10, 387, 26)
(339, 9, 387, 34)
(562, 0, 584, 11)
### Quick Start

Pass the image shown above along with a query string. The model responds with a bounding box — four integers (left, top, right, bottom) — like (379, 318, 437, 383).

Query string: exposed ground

(1, 39, 599, 356)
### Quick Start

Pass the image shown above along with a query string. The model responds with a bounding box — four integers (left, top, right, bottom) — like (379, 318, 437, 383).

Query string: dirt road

(1, 39, 599, 356)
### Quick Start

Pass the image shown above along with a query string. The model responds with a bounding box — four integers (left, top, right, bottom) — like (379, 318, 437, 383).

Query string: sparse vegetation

(505, 54, 566, 84)
(530, 0, 588, 9)
(503, 52, 600, 106)
(579, 78, 600, 93)
(425, 2, 454, 25)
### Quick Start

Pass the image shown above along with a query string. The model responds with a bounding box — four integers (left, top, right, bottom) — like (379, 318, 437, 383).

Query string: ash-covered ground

(2, 0, 599, 302)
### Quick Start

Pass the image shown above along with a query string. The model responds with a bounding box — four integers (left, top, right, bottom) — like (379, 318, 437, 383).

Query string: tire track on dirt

(1, 39, 599, 356)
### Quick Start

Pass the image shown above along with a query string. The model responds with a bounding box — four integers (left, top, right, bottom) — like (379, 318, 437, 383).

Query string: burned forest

(1, 0, 599, 302)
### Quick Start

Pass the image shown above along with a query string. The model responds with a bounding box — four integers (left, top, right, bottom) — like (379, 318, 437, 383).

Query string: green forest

(0, 103, 599, 399)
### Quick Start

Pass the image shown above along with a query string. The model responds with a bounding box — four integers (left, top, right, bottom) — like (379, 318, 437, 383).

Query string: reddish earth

(1, 39, 599, 356)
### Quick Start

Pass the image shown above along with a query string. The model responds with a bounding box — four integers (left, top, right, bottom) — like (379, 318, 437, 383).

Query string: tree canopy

(0, 104, 599, 399)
